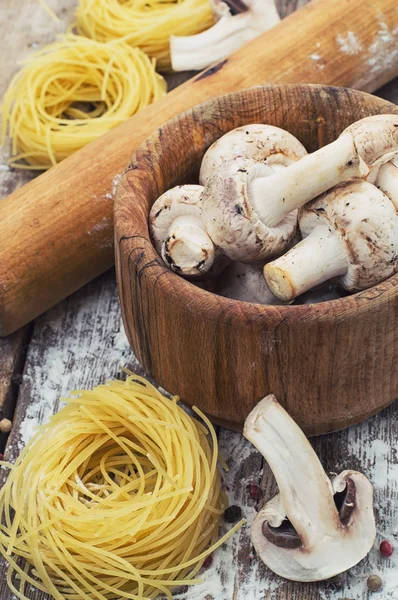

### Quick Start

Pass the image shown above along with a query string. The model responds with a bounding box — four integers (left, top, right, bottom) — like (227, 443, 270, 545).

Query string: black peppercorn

(223, 505, 242, 523)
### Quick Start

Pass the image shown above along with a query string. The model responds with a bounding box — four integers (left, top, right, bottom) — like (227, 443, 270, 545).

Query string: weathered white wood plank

(1, 267, 398, 600)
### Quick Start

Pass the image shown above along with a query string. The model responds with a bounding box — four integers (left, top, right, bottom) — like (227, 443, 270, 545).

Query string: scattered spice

(367, 574, 383, 592)
(223, 505, 242, 523)
(202, 555, 213, 569)
(379, 540, 393, 557)
(246, 484, 263, 500)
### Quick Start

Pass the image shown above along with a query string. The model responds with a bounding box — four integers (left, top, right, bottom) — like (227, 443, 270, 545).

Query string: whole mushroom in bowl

(264, 181, 398, 302)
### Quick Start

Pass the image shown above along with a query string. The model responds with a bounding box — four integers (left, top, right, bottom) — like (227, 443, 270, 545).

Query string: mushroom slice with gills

(244, 396, 376, 582)
(264, 181, 398, 302)
(250, 114, 398, 228)
(149, 185, 218, 278)
(199, 123, 307, 185)
(201, 158, 298, 262)
(216, 262, 287, 305)
(170, 0, 280, 72)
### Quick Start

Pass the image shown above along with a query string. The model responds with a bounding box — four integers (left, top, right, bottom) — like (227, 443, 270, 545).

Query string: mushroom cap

(201, 159, 298, 262)
(343, 114, 398, 171)
(216, 261, 286, 304)
(199, 124, 307, 185)
(149, 185, 204, 252)
(299, 181, 398, 291)
(149, 185, 217, 276)
(375, 156, 398, 210)
(251, 470, 375, 582)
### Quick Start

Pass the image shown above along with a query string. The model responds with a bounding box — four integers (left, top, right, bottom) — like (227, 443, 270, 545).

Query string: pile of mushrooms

(149, 114, 398, 305)
(244, 396, 376, 581)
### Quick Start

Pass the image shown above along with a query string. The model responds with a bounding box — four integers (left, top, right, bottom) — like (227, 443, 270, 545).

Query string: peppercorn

(246, 484, 263, 500)
(223, 505, 242, 523)
(380, 540, 393, 557)
(367, 574, 382, 592)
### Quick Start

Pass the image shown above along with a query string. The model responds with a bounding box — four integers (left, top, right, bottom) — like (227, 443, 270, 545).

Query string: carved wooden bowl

(115, 84, 398, 436)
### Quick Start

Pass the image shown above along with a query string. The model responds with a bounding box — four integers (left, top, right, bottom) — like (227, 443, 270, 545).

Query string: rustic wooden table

(1, 1, 398, 599)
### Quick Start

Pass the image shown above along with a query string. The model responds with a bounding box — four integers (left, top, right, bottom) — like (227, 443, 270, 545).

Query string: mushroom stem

(249, 134, 362, 227)
(244, 396, 339, 546)
(264, 226, 349, 302)
(162, 215, 215, 276)
(170, 0, 280, 72)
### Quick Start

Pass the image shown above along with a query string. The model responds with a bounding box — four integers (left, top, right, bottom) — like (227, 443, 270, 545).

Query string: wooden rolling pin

(1, 0, 398, 336)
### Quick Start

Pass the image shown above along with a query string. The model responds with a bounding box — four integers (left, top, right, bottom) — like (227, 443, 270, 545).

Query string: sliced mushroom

(216, 262, 286, 304)
(263, 181, 398, 302)
(249, 114, 398, 228)
(201, 159, 300, 262)
(243, 396, 376, 582)
(149, 185, 216, 277)
(170, 0, 280, 72)
(200, 124, 307, 185)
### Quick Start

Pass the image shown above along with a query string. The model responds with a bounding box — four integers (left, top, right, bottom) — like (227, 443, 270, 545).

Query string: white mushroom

(374, 156, 398, 210)
(264, 181, 398, 302)
(200, 125, 307, 263)
(216, 262, 286, 304)
(249, 114, 398, 228)
(149, 185, 216, 277)
(244, 396, 376, 582)
(201, 159, 298, 262)
(200, 123, 307, 185)
(170, 0, 280, 72)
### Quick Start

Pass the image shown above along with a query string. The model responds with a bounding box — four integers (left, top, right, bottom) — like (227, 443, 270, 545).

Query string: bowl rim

(115, 83, 398, 328)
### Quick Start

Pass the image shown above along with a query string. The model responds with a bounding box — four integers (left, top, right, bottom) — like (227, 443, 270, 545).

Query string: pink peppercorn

(203, 555, 213, 569)
(246, 484, 263, 500)
(380, 540, 393, 557)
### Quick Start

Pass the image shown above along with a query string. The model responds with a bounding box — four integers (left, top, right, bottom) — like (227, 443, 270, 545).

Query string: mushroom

(216, 261, 286, 304)
(170, 0, 280, 72)
(243, 395, 376, 582)
(149, 185, 217, 277)
(199, 123, 307, 185)
(374, 156, 398, 210)
(263, 181, 398, 302)
(199, 124, 307, 263)
(248, 114, 398, 228)
(201, 158, 299, 262)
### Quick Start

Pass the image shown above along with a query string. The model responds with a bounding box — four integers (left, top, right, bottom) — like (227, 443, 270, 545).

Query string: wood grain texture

(1, 0, 398, 336)
(1, 2, 398, 599)
(0, 0, 75, 450)
(1, 267, 397, 600)
(115, 83, 398, 436)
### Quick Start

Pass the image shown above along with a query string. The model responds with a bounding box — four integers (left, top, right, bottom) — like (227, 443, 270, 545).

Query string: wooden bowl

(115, 84, 398, 436)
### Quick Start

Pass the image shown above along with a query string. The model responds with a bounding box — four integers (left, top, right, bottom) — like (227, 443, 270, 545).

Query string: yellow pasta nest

(75, 0, 215, 71)
(0, 375, 243, 599)
(1, 35, 166, 170)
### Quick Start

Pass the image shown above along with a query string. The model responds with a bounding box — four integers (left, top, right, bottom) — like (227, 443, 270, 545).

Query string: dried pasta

(1, 35, 166, 170)
(75, 0, 215, 71)
(0, 375, 244, 599)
